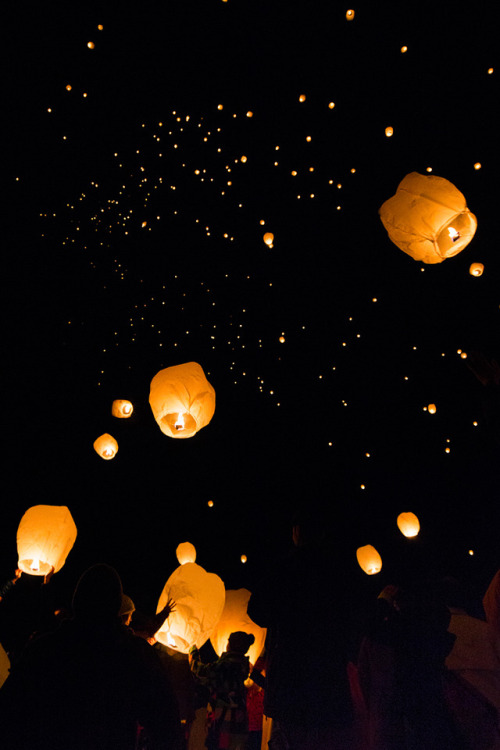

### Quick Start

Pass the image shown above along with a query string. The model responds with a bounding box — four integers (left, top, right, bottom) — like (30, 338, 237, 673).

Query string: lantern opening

(436, 213, 476, 258)
(162, 412, 197, 437)
(19, 557, 56, 577)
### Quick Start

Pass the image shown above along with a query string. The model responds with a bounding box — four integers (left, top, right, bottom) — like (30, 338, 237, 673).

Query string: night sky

(3, 1, 499, 616)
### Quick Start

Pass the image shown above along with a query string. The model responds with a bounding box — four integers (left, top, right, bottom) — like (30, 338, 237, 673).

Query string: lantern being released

(176, 542, 197, 565)
(93, 433, 118, 459)
(379, 172, 477, 264)
(210, 589, 266, 668)
(149, 362, 215, 439)
(111, 399, 133, 418)
(17, 505, 77, 576)
(356, 545, 382, 575)
(155, 547, 225, 654)
(397, 512, 420, 538)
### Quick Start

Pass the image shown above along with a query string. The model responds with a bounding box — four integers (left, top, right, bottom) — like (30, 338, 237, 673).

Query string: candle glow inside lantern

(93, 433, 118, 459)
(155, 544, 225, 654)
(111, 399, 134, 418)
(397, 512, 420, 538)
(469, 262, 484, 277)
(379, 172, 477, 264)
(356, 544, 382, 575)
(210, 589, 266, 667)
(17, 505, 77, 576)
(149, 362, 215, 439)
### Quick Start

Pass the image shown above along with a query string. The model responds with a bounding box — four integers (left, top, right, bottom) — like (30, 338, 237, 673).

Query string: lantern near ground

(379, 172, 477, 264)
(149, 362, 215, 439)
(176, 542, 197, 565)
(469, 262, 484, 277)
(111, 399, 133, 418)
(155, 544, 225, 653)
(210, 589, 266, 667)
(356, 545, 382, 575)
(93, 433, 118, 459)
(17, 505, 77, 576)
(397, 512, 420, 538)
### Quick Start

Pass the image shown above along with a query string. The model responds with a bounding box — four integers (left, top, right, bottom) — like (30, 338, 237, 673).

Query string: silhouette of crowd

(0, 511, 499, 750)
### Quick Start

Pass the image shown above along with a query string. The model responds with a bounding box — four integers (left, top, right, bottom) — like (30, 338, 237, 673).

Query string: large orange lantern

(210, 589, 266, 667)
(93, 433, 118, 459)
(17, 505, 77, 576)
(379, 172, 477, 264)
(397, 512, 420, 538)
(356, 545, 382, 575)
(155, 544, 225, 654)
(149, 362, 215, 439)
(111, 399, 133, 418)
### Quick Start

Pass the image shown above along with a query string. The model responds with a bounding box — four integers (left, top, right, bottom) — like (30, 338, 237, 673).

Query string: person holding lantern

(189, 630, 255, 750)
(0, 563, 182, 750)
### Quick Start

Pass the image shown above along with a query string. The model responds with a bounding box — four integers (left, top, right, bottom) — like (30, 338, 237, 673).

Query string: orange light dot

(240, 555, 247, 563)
(328, 102, 335, 109)
(401, 45, 408, 53)
(346, 9, 355, 20)
(87, 41, 95, 49)
(385, 126, 394, 137)
(207, 500, 214, 507)
(66, 85, 72, 91)
(240, 155, 247, 163)
(306, 136, 312, 142)
(299, 94, 306, 102)
(246, 111, 253, 117)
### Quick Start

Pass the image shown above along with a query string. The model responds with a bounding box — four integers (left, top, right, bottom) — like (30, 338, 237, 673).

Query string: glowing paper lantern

(356, 545, 382, 575)
(469, 262, 484, 277)
(397, 512, 420, 538)
(149, 362, 215, 439)
(111, 399, 133, 418)
(17, 505, 77, 576)
(210, 589, 266, 667)
(385, 126, 394, 137)
(155, 554, 225, 654)
(346, 9, 355, 20)
(176, 542, 197, 565)
(93, 433, 118, 459)
(263, 232, 274, 247)
(379, 172, 477, 264)
(427, 403, 437, 414)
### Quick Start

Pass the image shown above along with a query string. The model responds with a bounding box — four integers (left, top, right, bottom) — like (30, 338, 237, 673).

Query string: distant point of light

(427, 404, 437, 414)
(468, 549, 474, 556)
(279, 335, 285, 343)
(299, 94, 306, 102)
(97, 24, 104, 30)
(328, 102, 335, 108)
(246, 111, 253, 117)
(87, 41, 95, 49)
(291, 170, 297, 176)
(385, 126, 394, 137)
(487, 67, 494, 74)
(426, 166, 433, 172)
(350, 168, 356, 173)
(328, 442, 333, 446)
(306, 136, 312, 142)
(460, 352, 468, 359)
(360, 484, 366, 490)
(473, 421, 478, 427)
(217, 104, 223, 110)
(47, 107, 52, 112)
(207, 500, 214, 508)
(445, 447, 451, 454)
(346, 9, 355, 20)
(240, 555, 247, 563)
(474, 162, 482, 170)
(240, 155, 247, 163)
(66, 84, 72, 91)
(372, 297, 377, 302)
(401, 45, 408, 53)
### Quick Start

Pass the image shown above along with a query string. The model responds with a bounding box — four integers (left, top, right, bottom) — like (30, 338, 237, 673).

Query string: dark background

(3, 1, 499, 616)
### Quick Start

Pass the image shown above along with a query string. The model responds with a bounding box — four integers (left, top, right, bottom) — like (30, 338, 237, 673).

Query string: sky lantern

(263, 232, 274, 247)
(469, 262, 484, 276)
(176, 541, 197, 564)
(149, 362, 215, 439)
(385, 126, 394, 137)
(155, 543, 225, 654)
(379, 172, 477, 264)
(427, 403, 437, 414)
(17, 505, 77, 576)
(210, 589, 266, 668)
(346, 9, 355, 20)
(356, 545, 382, 575)
(93, 433, 118, 459)
(397, 512, 420, 538)
(111, 399, 133, 418)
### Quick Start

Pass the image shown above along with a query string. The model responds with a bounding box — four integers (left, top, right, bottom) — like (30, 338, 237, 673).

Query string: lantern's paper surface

(176, 542, 197, 565)
(111, 399, 133, 418)
(93, 433, 118, 459)
(397, 512, 420, 538)
(379, 172, 477, 264)
(155, 562, 225, 653)
(17, 505, 77, 576)
(149, 362, 215, 438)
(210, 588, 266, 666)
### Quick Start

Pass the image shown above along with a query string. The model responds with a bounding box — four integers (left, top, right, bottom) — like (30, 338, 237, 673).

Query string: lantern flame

(103, 448, 113, 457)
(30, 558, 40, 573)
(447, 226, 460, 242)
(123, 403, 132, 415)
(174, 413, 185, 431)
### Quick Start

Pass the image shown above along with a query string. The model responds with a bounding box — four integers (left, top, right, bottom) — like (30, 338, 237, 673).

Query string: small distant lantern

(246, 111, 253, 118)
(346, 9, 355, 20)
(469, 262, 484, 277)
(149, 362, 215, 439)
(299, 94, 306, 102)
(474, 162, 482, 170)
(87, 41, 95, 49)
(210, 589, 266, 668)
(279, 335, 286, 343)
(207, 500, 214, 508)
(385, 126, 394, 137)
(379, 172, 477, 264)
(397, 512, 420, 538)
(155, 549, 225, 654)
(93, 433, 118, 459)
(240, 555, 247, 563)
(176, 542, 197, 565)
(17, 505, 77, 576)
(427, 403, 437, 414)
(111, 399, 133, 418)
(356, 545, 382, 575)
(240, 155, 248, 163)
(263, 232, 274, 247)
